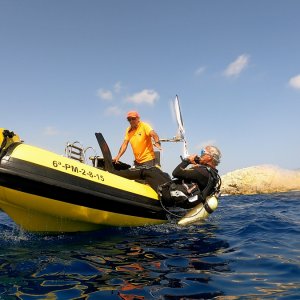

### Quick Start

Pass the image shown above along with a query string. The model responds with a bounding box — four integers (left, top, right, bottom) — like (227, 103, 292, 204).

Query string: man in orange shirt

(113, 111, 162, 168)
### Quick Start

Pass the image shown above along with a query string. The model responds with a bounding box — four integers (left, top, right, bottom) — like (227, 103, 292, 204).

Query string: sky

(1, 0, 300, 175)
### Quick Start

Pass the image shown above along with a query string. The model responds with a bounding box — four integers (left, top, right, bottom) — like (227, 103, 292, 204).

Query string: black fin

(95, 132, 114, 172)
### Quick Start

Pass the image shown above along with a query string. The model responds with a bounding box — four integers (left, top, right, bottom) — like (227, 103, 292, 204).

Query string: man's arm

(172, 156, 200, 181)
(113, 140, 129, 163)
(172, 159, 190, 179)
(150, 130, 162, 150)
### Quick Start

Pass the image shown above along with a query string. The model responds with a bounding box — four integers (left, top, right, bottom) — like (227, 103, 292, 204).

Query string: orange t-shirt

(125, 121, 155, 163)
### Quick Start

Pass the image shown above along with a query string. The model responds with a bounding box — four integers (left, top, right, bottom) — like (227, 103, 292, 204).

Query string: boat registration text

(52, 160, 105, 181)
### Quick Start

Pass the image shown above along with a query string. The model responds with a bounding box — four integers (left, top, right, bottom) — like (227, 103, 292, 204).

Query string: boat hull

(0, 142, 167, 232)
(0, 187, 165, 232)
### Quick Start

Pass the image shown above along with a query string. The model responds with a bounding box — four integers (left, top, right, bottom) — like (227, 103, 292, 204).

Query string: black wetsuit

(168, 160, 219, 208)
(172, 160, 213, 191)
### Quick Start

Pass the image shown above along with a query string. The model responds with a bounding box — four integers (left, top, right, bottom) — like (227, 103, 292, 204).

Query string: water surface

(1, 192, 299, 299)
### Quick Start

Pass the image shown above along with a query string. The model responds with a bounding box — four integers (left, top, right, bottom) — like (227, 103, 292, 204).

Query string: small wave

(0, 225, 32, 244)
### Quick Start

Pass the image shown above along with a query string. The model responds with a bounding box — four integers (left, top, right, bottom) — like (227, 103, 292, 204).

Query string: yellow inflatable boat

(0, 128, 168, 233)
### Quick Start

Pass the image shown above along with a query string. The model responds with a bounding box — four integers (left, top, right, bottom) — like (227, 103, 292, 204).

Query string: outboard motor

(0, 129, 21, 159)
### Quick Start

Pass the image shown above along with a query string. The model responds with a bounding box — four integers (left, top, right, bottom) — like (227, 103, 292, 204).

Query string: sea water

(0, 192, 299, 299)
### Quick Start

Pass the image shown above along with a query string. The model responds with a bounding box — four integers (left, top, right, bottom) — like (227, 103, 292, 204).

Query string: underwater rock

(221, 165, 300, 195)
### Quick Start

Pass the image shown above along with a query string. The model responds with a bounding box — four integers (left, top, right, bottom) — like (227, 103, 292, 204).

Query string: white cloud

(195, 66, 206, 76)
(97, 88, 113, 100)
(43, 126, 59, 136)
(105, 106, 122, 116)
(224, 54, 250, 78)
(288, 74, 300, 90)
(114, 81, 122, 93)
(126, 89, 159, 105)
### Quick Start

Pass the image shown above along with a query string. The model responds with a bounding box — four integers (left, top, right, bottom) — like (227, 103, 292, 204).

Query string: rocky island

(221, 165, 300, 195)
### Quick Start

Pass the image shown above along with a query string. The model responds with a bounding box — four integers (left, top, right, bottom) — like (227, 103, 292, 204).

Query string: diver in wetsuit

(158, 145, 221, 208)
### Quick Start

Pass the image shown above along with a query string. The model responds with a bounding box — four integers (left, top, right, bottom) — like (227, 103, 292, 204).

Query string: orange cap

(127, 111, 140, 118)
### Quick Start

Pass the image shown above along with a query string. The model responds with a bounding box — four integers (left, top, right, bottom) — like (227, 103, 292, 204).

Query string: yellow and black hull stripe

(0, 140, 167, 232)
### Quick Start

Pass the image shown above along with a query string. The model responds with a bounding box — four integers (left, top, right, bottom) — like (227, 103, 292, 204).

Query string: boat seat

(90, 156, 131, 170)
(89, 156, 104, 168)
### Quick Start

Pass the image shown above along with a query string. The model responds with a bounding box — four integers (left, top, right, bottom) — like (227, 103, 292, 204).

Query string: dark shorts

(134, 159, 156, 168)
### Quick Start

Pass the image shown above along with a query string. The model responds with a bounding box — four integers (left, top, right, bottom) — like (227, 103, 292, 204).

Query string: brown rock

(221, 165, 300, 195)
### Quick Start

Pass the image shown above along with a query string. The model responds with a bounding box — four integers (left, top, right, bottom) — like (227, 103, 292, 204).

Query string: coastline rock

(221, 165, 300, 195)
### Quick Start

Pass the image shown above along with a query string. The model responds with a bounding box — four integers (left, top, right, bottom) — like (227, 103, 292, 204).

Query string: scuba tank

(177, 166, 221, 226)
(177, 194, 219, 226)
